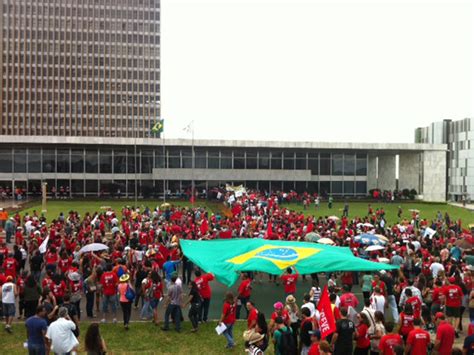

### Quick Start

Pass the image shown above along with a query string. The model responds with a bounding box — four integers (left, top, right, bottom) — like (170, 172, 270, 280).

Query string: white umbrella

(373, 234, 389, 242)
(365, 245, 385, 252)
(363, 222, 374, 228)
(79, 243, 109, 254)
(378, 257, 390, 264)
(327, 216, 340, 221)
(317, 238, 335, 245)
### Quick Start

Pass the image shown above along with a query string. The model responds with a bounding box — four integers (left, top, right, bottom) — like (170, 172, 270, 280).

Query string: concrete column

(398, 153, 421, 193)
(422, 150, 446, 202)
(367, 155, 377, 190)
(377, 155, 396, 191)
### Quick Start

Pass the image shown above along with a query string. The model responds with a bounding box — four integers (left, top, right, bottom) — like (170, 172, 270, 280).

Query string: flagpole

(162, 127, 166, 203)
(191, 120, 195, 207)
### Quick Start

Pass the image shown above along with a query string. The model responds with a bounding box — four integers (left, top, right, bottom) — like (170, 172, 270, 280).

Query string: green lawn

(17, 199, 474, 226)
(287, 201, 474, 226)
(4, 320, 265, 355)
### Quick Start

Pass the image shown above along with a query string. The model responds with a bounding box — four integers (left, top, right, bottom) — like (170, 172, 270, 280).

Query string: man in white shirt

(0, 275, 18, 333)
(430, 257, 445, 278)
(370, 287, 385, 315)
(301, 293, 317, 318)
(46, 307, 79, 355)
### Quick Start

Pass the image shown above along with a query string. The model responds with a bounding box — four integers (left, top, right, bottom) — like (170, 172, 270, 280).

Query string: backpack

(117, 266, 125, 277)
(277, 328, 296, 355)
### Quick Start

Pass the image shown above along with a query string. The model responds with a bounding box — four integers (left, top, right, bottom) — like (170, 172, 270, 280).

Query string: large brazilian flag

(180, 238, 398, 287)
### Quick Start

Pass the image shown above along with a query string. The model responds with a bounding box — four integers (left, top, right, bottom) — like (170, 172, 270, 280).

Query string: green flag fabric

(151, 119, 164, 134)
(180, 238, 398, 287)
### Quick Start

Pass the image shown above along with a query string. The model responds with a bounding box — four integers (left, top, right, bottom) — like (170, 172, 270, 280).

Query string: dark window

(344, 181, 355, 195)
(195, 150, 206, 169)
(332, 154, 343, 176)
(320, 181, 330, 195)
(332, 181, 343, 194)
(258, 152, 270, 169)
(141, 150, 153, 173)
(14, 149, 27, 173)
(154, 150, 165, 169)
(127, 150, 137, 173)
(71, 150, 84, 174)
(308, 152, 319, 175)
(356, 181, 367, 195)
(343, 154, 355, 176)
(28, 149, 42, 173)
(85, 150, 98, 173)
(43, 149, 56, 173)
(356, 156, 367, 176)
(295, 153, 307, 170)
(114, 151, 127, 173)
(271, 152, 282, 170)
(233, 151, 245, 169)
(57, 150, 70, 173)
(246, 152, 257, 169)
(85, 180, 98, 194)
(284, 152, 295, 170)
(320, 153, 331, 175)
(99, 150, 112, 174)
(208, 151, 219, 169)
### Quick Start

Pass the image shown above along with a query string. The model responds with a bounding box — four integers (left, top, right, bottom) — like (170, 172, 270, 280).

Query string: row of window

(0, 179, 367, 197)
(0, 148, 368, 176)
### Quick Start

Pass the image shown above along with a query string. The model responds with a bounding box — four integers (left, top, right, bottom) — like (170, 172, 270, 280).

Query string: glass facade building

(1, 0, 160, 138)
(416, 118, 473, 201)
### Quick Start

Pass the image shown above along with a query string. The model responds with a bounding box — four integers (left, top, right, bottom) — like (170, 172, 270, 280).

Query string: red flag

(317, 286, 336, 339)
(200, 218, 209, 235)
(264, 221, 273, 240)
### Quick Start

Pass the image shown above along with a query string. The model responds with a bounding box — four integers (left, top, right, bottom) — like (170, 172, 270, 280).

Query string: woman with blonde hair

(285, 294, 301, 346)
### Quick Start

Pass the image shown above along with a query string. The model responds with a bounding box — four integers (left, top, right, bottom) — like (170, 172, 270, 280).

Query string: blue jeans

(164, 304, 181, 331)
(28, 343, 46, 355)
(223, 323, 235, 347)
(387, 295, 399, 323)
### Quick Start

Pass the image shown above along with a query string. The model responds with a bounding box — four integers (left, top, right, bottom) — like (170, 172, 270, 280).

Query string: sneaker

(161, 327, 170, 331)
(5, 326, 12, 334)
(112, 318, 117, 324)
(124, 325, 129, 330)
(100, 318, 106, 323)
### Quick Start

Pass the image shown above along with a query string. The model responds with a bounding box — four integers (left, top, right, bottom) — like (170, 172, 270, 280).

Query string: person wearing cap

(434, 312, 455, 355)
(45, 306, 79, 355)
(307, 329, 321, 355)
(269, 301, 290, 334)
(0, 274, 17, 332)
(442, 276, 463, 335)
(244, 329, 265, 355)
(117, 273, 134, 330)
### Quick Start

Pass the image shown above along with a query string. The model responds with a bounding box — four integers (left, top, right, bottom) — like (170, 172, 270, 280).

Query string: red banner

(200, 218, 209, 236)
(317, 286, 336, 339)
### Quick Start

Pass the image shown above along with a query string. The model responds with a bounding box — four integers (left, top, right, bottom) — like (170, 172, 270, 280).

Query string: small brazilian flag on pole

(151, 119, 164, 135)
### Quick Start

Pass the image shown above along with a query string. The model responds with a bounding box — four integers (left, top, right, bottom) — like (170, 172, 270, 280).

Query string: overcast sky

(161, 0, 474, 143)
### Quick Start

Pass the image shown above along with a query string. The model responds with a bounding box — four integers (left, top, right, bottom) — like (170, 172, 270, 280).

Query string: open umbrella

(409, 209, 420, 213)
(317, 238, 335, 245)
(454, 238, 473, 250)
(363, 222, 374, 228)
(160, 203, 171, 209)
(79, 243, 109, 254)
(304, 232, 321, 243)
(378, 257, 390, 264)
(373, 234, 389, 242)
(365, 245, 385, 252)
(327, 216, 340, 221)
(354, 234, 386, 246)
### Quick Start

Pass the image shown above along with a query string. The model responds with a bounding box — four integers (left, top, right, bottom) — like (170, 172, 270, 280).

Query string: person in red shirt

(246, 301, 259, 330)
(443, 276, 463, 332)
(406, 318, 431, 354)
(58, 252, 72, 275)
(51, 274, 67, 305)
(398, 303, 415, 342)
(339, 284, 359, 310)
(379, 322, 403, 355)
(354, 312, 371, 353)
(194, 269, 215, 323)
(17, 271, 27, 319)
(433, 312, 455, 355)
(237, 273, 252, 319)
(100, 263, 119, 323)
(45, 246, 59, 274)
(148, 271, 163, 325)
(281, 267, 299, 296)
(269, 301, 290, 333)
(405, 288, 422, 319)
(219, 291, 237, 349)
(2, 253, 18, 280)
(372, 274, 387, 297)
(308, 330, 322, 355)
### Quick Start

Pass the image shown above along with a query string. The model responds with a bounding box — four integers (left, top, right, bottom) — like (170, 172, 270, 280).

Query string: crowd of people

(1, 190, 474, 354)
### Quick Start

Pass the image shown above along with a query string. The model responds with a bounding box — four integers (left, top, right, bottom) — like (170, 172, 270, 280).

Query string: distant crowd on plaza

(1, 189, 474, 354)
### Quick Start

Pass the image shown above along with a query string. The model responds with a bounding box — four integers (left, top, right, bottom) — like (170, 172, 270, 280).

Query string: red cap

(435, 312, 445, 320)
(448, 276, 456, 283)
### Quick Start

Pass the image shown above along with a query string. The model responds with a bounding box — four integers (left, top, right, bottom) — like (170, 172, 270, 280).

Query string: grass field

(3, 321, 260, 355)
(16, 199, 474, 226)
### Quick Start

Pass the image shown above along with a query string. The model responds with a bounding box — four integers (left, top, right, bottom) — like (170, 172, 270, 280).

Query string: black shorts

(446, 306, 460, 317)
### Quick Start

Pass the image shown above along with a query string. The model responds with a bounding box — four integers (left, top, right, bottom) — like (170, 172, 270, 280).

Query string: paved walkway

(449, 202, 474, 212)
